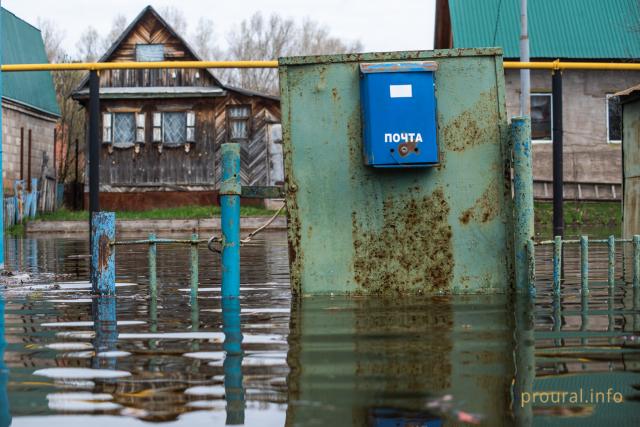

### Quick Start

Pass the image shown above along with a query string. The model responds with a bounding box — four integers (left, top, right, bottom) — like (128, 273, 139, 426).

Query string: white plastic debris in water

(97, 351, 131, 358)
(33, 368, 132, 379)
(45, 342, 93, 351)
(61, 351, 95, 359)
(182, 351, 225, 360)
(53, 380, 95, 389)
(242, 356, 285, 366)
(186, 400, 226, 409)
(47, 392, 113, 401)
(184, 385, 226, 396)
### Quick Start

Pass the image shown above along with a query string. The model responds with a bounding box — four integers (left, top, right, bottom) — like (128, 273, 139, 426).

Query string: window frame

(151, 111, 196, 146)
(103, 111, 144, 148)
(530, 92, 553, 144)
(606, 94, 622, 144)
(226, 105, 252, 142)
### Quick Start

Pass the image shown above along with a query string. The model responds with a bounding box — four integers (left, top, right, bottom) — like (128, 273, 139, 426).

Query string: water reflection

(0, 232, 639, 426)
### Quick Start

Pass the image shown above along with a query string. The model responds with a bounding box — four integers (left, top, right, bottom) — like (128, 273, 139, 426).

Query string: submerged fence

(528, 235, 640, 294)
(3, 178, 62, 227)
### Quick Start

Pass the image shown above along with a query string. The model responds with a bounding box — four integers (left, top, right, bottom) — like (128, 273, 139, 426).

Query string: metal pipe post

(512, 117, 534, 294)
(552, 71, 564, 239)
(148, 233, 157, 295)
(220, 143, 241, 298)
(581, 235, 589, 294)
(88, 70, 100, 249)
(91, 212, 115, 295)
(190, 233, 199, 301)
(519, 0, 530, 117)
(553, 236, 562, 295)
(0, 14, 4, 270)
(608, 235, 615, 287)
(634, 235, 640, 288)
(526, 239, 535, 293)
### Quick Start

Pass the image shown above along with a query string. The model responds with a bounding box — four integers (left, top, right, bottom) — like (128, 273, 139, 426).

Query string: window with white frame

(607, 94, 622, 143)
(152, 111, 196, 146)
(531, 93, 552, 142)
(227, 106, 251, 141)
(102, 112, 145, 148)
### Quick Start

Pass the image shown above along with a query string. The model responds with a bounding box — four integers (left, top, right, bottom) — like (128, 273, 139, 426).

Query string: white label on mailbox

(389, 84, 413, 98)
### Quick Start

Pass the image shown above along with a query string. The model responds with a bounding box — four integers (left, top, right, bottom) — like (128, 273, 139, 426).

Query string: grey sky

(3, 0, 436, 56)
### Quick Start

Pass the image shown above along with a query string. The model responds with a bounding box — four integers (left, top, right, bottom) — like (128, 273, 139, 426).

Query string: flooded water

(1, 231, 639, 426)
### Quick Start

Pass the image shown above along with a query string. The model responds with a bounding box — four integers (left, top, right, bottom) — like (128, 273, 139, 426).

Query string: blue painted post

(220, 143, 241, 298)
(512, 117, 534, 294)
(222, 297, 245, 424)
(91, 212, 115, 295)
(553, 236, 562, 295)
(581, 235, 589, 294)
(634, 235, 640, 288)
(608, 235, 615, 288)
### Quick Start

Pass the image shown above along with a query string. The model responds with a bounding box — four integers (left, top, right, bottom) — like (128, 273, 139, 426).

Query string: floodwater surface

(0, 231, 639, 426)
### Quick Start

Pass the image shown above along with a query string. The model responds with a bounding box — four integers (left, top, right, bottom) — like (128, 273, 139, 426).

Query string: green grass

(534, 201, 621, 239)
(33, 205, 280, 222)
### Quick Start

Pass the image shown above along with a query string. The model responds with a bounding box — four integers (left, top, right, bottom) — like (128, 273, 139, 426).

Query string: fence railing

(528, 235, 640, 294)
(3, 178, 62, 227)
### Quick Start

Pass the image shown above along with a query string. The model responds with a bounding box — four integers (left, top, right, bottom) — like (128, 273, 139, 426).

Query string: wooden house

(72, 6, 282, 210)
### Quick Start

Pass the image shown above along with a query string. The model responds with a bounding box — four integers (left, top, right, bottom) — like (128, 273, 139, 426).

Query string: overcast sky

(3, 0, 436, 56)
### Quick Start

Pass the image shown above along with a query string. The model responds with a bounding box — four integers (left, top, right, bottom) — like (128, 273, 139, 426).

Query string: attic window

(136, 44, 165, 62)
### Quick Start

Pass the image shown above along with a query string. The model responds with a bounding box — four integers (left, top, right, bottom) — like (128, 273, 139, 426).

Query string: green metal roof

(1, 8, 60, 117)
(448, 0, 640, 60)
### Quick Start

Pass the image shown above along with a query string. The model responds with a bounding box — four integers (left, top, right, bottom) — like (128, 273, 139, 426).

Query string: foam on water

(33, 368, 132, 379)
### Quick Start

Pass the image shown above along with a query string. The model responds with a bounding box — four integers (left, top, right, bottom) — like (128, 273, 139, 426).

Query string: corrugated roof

(1, 8, 60, 117)
(448, 0, 640, 59)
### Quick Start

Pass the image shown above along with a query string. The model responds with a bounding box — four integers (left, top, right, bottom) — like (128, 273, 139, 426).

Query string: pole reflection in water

(222, 297, 245, 425)
(0, 296, 11, 427)
(513, 293, 535, 427)
(92, 297, 118, 369)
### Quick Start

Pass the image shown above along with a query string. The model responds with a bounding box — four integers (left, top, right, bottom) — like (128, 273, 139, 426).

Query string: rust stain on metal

(441, 90, 498, 153)
(351, 188, 454, 293)
(98, 234, 111, 271)
(458, 179, 499, 225)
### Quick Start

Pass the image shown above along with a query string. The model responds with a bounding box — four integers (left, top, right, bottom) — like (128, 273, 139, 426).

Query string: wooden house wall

(97, 11, 217, 89)
(98, 92, 280, 190)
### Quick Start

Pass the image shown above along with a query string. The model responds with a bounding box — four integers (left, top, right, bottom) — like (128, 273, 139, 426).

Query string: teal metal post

(91, 212, 116, 295)
(608, 235, 615, 287)
(222, 297, 245, 424)
(512, 117, 534, 294)
(553, 236, 562, 295)
(220, 143, 241, 298)
(581, 235, 589, 294)
(0, 9, 5, 271)
(526, 240, 535, 294)
(634, 235, 640, 288)
(190, 233, 199, 300)
(148, 233, 157, 294)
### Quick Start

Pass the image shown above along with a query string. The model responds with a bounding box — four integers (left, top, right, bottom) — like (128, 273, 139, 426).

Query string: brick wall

(1, 101, 57, 194)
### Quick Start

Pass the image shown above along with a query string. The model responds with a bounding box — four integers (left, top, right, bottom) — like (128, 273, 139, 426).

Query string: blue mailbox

(360, 61, 438, 167)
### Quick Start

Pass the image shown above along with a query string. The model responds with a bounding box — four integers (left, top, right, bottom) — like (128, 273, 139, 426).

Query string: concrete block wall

(505, 69, 638, 185)
(1, 102, 57, 195)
